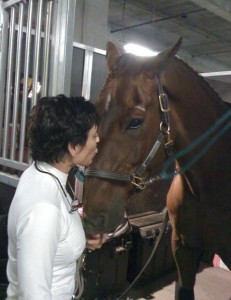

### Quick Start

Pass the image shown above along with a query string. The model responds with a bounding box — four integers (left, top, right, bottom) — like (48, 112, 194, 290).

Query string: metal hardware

(159, 93, 170, 112)
(130, 174, 146, 189)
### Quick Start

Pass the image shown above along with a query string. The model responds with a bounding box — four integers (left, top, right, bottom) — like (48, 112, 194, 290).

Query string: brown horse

(83, 38, 231, 300)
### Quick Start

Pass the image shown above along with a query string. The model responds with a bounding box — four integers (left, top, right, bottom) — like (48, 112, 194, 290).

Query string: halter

(85, 76, 173, 190)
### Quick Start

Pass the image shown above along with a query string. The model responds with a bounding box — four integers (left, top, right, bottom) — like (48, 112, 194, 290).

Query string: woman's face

(74, 126, 100, 167)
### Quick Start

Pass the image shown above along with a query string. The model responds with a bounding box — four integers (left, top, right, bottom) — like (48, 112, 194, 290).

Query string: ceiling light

(124, 43, 158, 56)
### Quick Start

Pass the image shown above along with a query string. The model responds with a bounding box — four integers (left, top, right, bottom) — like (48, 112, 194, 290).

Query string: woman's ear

(68, 143, 81, 157)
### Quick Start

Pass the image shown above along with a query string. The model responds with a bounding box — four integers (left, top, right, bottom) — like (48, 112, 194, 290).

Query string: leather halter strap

(85, 76, 173, 190)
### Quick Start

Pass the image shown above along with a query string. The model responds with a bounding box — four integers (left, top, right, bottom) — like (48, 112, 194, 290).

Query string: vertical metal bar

(19, 0, 33, 162)
(82, 50, 93, 100)
(41, 0, 53, 97)
(10, 2, 24, 160)
(2, 6, 16, 158)
(0, 2, 9, 150)
(31, 0, 43, 107)
(48, 0, 76, 96)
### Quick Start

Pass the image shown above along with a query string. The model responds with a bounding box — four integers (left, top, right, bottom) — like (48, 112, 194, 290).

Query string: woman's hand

(86, 233, 109, 250)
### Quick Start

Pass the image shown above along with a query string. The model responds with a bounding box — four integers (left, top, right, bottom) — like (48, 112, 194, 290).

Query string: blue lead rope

(73, 166, 85, 183)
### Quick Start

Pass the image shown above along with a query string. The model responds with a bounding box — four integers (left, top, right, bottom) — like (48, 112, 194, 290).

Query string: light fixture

(124, 43, 158, 57)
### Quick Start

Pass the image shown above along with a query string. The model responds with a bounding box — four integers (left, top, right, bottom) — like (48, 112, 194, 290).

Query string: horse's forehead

(96, 71, 157, 130)
(107, 74, 154, 105)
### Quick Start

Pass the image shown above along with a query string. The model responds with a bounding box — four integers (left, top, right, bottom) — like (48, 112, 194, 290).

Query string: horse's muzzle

(82, 200, 126, 235)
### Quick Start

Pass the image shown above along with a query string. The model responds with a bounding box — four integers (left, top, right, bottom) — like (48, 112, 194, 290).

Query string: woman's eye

(127, 118, 143, 129)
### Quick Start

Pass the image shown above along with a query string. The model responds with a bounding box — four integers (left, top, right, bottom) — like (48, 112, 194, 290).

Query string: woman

(6, 95, 107, 300)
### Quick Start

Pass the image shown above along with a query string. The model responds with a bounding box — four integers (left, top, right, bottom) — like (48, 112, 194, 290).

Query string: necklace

(34, 162, 78, 214)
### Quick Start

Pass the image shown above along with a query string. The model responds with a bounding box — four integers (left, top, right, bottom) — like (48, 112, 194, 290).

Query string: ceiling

(108, 0, 231, 73)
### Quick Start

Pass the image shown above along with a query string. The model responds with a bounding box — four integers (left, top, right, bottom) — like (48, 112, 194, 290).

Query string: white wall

(203, 72, 231, 103)
(74, 0, 109, 50)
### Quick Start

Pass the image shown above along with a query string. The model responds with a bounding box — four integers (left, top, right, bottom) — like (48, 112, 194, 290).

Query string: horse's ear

(146, 37, 183, 77)
(106, 41, 124, 73)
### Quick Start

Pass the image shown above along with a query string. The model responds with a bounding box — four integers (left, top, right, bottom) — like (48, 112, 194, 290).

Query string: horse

(82, 38, 231, 300)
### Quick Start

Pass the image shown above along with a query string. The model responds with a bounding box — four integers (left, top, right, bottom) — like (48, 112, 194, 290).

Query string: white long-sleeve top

(6, 162, 86, 300)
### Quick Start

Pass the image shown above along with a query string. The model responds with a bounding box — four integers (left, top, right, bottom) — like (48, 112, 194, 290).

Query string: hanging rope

(73, 254, 85, 299)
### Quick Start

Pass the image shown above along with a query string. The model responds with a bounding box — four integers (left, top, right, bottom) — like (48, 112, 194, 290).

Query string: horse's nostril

(82, 214, 105, 235)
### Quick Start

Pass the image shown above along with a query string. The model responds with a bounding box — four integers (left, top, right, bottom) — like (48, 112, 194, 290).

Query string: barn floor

(127, 263, 231, 300)
(0, 263, 230, 300)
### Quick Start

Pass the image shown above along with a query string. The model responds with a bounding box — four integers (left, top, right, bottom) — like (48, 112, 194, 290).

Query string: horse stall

(0, 0, 81, 297)
(0, 1, 230, 300)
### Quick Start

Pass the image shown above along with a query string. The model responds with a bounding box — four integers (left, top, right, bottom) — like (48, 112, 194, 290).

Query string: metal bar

(19, 0, 33, 162)
(82, 50, 93, 100)
(31, 0, 43, 107)
(3, 0, 26, 10)
(73, 41, 106, 55)
(48, 0, 76, 96)
(10, 1, 24, 160)
(2, 6, 16, 158)
(41, 0, 53, 97)
(0, 2, 9, 151)
(14, 23, 43, 37)
(0, 157, 28, 171)
(111, 9, 205, 33)
(0, 171, 19, 187)
(201, 71, 231, 77)
(193, 49, 231, 57)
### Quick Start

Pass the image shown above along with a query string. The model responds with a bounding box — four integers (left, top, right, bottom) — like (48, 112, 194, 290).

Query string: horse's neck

(168, 77, 230, 157)
(163, 62, 230, 191)
(164, 60, 228, 140)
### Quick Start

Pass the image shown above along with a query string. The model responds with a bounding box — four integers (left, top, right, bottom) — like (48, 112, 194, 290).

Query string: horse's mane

(173, 57, 225, 103)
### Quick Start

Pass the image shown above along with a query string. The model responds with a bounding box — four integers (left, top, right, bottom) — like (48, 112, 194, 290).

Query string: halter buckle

(130, 174, 146, 190)
(159, 93, 170, 112)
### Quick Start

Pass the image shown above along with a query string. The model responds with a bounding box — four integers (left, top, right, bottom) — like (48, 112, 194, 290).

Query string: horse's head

(83, 38, 182, 235)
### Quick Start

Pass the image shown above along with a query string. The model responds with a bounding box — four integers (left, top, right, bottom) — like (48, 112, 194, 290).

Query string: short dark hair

(28, 94, 98, 163)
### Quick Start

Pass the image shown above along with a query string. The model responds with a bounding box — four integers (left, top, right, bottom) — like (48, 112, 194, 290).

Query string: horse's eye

(127, 118, 143, 129)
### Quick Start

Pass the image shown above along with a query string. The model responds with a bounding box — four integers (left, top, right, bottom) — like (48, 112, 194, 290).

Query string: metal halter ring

(160, 121, 170, 133)
(130, 174, 146, 190)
